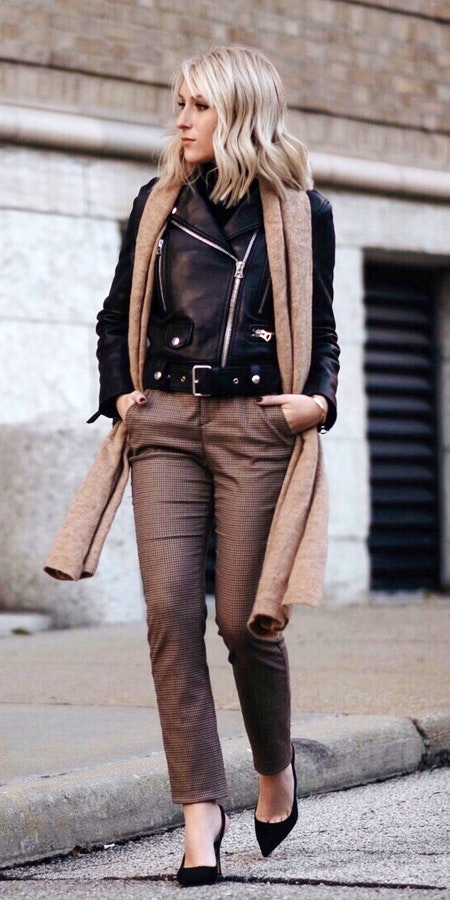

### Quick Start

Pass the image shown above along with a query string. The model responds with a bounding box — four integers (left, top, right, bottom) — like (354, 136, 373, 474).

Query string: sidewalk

(1, 598, 449, 869)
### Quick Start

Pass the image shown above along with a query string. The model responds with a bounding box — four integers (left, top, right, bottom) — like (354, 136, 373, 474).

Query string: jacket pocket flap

(164, 319, 194, 349)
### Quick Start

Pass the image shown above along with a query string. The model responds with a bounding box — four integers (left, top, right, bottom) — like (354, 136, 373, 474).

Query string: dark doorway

(364, 261, 440, 591)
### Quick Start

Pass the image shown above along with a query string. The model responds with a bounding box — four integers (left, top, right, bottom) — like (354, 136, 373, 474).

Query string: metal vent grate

(364, 262, 440, 590)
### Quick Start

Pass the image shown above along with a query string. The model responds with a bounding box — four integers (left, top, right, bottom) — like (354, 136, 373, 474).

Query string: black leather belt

(144, 360, 281, 397)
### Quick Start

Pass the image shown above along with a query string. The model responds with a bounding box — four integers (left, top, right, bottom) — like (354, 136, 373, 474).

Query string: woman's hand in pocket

(115, 390, 147, 421)
(257, 393, 327, 433)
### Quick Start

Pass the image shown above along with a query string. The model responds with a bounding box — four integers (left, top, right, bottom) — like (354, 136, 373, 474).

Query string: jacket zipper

(220, 233, 257, 365)
(171, 220, 258, 366)
(156, 238, 168, 312)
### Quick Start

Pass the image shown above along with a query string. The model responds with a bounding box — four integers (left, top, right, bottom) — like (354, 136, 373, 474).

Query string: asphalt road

(1, 768, 449, 899)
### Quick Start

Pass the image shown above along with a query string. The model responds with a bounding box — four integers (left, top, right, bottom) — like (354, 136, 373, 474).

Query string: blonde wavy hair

(158, 45, 313, 206)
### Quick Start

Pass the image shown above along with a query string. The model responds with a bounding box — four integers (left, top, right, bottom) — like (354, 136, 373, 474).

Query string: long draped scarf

(44, 180, 328, 637)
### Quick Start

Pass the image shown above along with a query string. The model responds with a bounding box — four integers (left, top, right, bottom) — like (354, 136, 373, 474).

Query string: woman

(94, 45, 339, 885)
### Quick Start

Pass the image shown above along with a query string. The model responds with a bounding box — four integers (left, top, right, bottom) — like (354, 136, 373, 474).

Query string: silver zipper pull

(157, 238, 164, 254)
(235, 260, 245, 279)
(254, 328, 274, 342)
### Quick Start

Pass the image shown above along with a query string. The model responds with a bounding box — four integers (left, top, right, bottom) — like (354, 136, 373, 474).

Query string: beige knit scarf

(45, 179, 328, 637)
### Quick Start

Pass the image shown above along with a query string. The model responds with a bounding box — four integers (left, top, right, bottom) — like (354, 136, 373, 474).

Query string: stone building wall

(0, 1, 449, 624)
(1, 0, 448, 168)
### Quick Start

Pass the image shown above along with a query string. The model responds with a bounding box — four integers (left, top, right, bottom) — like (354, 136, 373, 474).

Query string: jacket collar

(172, 178, 263, 250)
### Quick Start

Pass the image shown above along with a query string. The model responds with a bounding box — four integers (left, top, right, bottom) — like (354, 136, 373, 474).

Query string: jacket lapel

(173, 180, 263, 248)
(172, 183, 229, 249)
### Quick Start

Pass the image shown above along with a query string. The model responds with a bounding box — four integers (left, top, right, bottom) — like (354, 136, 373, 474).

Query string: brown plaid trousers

(126, 389, 295, 803)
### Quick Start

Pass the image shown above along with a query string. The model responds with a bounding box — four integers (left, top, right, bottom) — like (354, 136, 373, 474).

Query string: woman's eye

(177, 101, 185, 110)
(195, 103, 208, 111)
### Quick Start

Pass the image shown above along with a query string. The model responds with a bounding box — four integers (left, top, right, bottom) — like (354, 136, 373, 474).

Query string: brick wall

(1, 0, 448, 169)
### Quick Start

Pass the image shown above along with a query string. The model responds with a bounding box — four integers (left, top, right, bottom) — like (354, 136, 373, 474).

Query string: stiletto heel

(177, 804, 226, 887)
(254, 746, 298, 857)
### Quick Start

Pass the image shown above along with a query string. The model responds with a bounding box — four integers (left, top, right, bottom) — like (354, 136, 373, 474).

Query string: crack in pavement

(0, 874, 446, 891)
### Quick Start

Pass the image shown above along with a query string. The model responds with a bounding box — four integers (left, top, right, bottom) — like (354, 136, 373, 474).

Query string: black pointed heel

(176, 804, 226, 887)
(254, 746, 298, 857)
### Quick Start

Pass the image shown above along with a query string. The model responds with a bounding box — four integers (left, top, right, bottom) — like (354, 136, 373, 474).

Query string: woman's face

(176, 80, 218, 165)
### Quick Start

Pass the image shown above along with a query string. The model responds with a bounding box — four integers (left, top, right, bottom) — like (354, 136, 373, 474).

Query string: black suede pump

(254, 746, 298, 857)
(176, 804, 227, 887)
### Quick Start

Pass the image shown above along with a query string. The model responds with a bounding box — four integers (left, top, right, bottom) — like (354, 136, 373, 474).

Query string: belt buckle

(192, 365, 212, 397)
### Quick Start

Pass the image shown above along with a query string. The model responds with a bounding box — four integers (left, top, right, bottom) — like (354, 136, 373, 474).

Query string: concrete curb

(413, 713, 450, 767)
(1, 712, 449, 870)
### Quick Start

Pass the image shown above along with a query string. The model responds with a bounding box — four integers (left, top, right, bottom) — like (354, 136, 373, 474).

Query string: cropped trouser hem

(127, 390, 295, 803)
(171, 789, 230, 805)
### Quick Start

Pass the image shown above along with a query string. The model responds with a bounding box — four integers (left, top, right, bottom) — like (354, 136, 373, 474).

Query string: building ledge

(1, 103, 449, 202)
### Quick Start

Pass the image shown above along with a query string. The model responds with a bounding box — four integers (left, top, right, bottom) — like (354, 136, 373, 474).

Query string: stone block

(414, 712, 450, 766)
(324, 536, 370, 605)
(0, 209, 119, 324)
(0, 322, 94, 423)
(438, 446, 450, 587)
(324, 437, 370, 539)
(436, 273, 450, 361)
(333, 246, 365, 345)
(328, 341, 368, 440)
(331, 192, 450, 257)
(0, 147, 86, 216)
(0, 753, 179, 868)
(438, 360, 450, 449)
(85, 158, 156, 220)
(292, 715, 423, 797)
(0, 423, 144, 626)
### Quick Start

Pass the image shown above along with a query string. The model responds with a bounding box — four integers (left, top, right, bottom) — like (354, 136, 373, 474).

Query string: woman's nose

(176, 107, 191, 129)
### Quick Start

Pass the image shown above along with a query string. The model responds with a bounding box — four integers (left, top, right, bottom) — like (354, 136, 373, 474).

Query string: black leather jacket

(94, 178, 339, 428)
